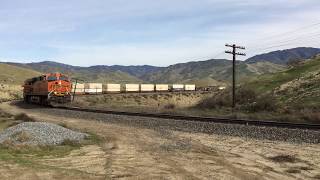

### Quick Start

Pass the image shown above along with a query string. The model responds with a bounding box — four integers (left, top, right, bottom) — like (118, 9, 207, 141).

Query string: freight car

(72, 83, 85, 94)
(140, 84, 155, 92)
(125, 84, 140, 92)
(103, 84, 121, 93)
(184, 84, 196, 91)
(84, 83, 103, 94)
(155, 84, 169, 91)
(170, 84, 184, 91)
(23, 73, 72, 104)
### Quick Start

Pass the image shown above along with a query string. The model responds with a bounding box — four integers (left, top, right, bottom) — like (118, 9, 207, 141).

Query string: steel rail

(53, 106, 320, 130)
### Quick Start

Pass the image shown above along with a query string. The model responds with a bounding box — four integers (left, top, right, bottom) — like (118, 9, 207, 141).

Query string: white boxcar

(184, 84, 196, 91)
(103, 84, 121, 93)
(155, 84, 169, 91)
(71, 83, 85, 94)
(140, 84, 154, 92)
(171, 84, 184, 91)
(84, 83, 103, 94)
(125, 84, 140, 92)
(72, 83, 85, 89)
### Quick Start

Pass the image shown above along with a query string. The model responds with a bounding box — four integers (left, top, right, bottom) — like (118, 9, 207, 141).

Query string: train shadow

(10, 100, 49, 110)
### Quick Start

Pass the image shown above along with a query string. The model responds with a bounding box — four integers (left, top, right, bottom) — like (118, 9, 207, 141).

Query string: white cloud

(0, 0, 320, 65)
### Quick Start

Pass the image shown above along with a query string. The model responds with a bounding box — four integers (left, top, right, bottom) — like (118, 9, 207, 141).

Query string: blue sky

(0, 0, 320, 66)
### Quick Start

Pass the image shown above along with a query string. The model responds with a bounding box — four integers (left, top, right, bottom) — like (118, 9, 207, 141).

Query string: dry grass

(14, 131, 32, 143)
(0, 84, 22, 102)
(268, 155, 298, 163)
(163, 103, 176, 110)
(74, 92, 213, 111)
(14, 113, 35, 122)
(285, 168, 301, 174)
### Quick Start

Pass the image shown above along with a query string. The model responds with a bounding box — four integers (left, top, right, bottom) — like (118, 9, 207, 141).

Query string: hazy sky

(1, 0, 320, 66)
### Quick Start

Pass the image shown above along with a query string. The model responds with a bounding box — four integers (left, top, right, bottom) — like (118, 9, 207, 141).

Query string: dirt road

(0, 102, 319, 180)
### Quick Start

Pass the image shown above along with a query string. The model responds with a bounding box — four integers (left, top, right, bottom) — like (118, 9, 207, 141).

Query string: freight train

(23, 73, 198, 104)
(23, 73, 72, 105)
(72, 83, 196, 94)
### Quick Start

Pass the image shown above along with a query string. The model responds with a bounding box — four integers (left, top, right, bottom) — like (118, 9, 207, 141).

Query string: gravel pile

(0, 122, 88, 146)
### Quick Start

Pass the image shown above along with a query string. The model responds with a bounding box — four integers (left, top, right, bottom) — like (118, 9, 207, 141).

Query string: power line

(251, 21, 320, 42)
(247, 34, 320, 54)
(211, 51, 225, 59)
(247, 32, 320, 51)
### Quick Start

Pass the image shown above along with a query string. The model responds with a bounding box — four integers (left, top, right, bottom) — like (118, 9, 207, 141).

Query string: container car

(155, 84, 169, 91)
(103, 84, 121, 93)
(84, 83, 103, 94)
(170, 84, 184, 91)
(72, 83, 85, 94)
(184, 84, 196, 91)
(23, 73, 72, 104)
(125, 84, 140, 92)
(140, 84, 155, 92)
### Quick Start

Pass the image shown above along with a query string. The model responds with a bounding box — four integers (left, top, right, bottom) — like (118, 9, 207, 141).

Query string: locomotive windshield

(59, 75, 69, 81)
(47, 76, 57, 81)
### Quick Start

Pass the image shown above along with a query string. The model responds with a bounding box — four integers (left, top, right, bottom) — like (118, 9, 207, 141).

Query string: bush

(164, 103, 175, 110)
(196, 87, 278, 112)
(241, 93, 278, 112)
(196, 88, 232, 109)
(61, 139, 81, 147)
(301, 112, 320, 123)
(236, 87, 257, 104)
(14, 113, 35, 122)
(268, 155, 297, 163)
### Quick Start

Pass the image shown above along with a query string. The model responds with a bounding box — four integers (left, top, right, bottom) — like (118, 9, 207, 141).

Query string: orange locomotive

(23, 73, 72, 105)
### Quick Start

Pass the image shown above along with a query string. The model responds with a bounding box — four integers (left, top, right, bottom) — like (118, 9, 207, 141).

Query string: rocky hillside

(7, 61, 142, 83)
(246, 54, 320, 108)
(246, 47, 320, 65)
(4, 59, 285, 86)
(143, 59, 285, 86)
(0, 63, 41, 85)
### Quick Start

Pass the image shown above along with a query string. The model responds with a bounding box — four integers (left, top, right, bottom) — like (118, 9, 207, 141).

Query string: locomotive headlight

(58, 81, 62, 85)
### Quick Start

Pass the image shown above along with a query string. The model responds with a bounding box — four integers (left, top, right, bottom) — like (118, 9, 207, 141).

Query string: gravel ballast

(0, 122, 88, 146)
(10, 102, 320, 144)
(18, 103, 320, 144)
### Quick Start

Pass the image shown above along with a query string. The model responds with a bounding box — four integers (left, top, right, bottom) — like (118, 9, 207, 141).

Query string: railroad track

(53, 106, 320, 130)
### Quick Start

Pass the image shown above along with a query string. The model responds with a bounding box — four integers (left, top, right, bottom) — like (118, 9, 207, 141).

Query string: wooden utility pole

(225, 44, 246, 108)
(72, 79, 78, 102)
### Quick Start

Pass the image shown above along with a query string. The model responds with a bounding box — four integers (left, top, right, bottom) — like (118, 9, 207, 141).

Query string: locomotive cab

(23, 73, 72, 105)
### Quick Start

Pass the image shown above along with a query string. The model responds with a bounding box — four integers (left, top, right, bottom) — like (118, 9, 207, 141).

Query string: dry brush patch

(0, 84, 22, 102)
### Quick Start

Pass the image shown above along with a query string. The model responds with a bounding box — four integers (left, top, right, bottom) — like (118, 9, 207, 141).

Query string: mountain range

(2, 47, 320, 86)
(246, 47, 320, 64)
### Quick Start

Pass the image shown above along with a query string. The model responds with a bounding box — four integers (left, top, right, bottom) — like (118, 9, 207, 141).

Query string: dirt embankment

(73, 92, 213, 111)
(0, 102, 319, 179)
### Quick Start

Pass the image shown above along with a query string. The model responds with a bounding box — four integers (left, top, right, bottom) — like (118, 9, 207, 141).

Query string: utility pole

(225, 44, 246, 108)
(72, 79, 78, 102)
